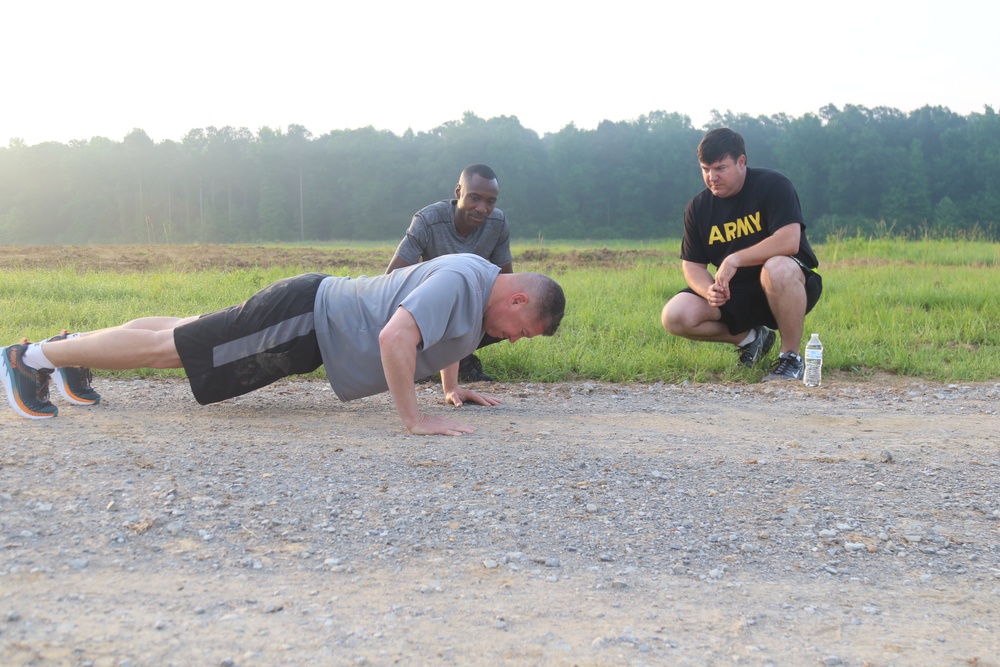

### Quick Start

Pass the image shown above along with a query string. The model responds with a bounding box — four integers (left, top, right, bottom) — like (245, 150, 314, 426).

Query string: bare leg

(661, 292, 744, 344)
(42, 315, 200, 370)
(76, 316, 192, 337)
(760, 257, 807, 354)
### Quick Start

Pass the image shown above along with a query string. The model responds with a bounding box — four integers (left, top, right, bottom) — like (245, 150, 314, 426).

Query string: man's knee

(661, 302, 675, 332)
(662, 294, 701, 335)
(761, 256, 804, 290)
(151, 331, 183, 368)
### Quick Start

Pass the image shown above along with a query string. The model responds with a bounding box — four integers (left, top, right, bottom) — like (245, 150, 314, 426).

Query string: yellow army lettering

(707, 211, 762, 244)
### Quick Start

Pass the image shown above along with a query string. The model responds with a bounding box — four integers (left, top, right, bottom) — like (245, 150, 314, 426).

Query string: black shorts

(174, 273, 327, 405)
(680, 261, 823, 335)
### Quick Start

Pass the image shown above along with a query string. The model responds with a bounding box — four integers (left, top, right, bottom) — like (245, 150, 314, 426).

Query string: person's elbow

(378, 326, 405, 351)
(379, 317, 421, 352)
(385, 254, 411, 274)
(774, 225, 802, 255)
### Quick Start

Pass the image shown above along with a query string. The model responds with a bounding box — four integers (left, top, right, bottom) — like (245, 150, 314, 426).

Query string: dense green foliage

(2, 105, 999, 244)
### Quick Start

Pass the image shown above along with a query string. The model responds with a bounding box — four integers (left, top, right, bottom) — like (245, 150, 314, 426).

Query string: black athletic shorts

(680, 260, 823, 336)
(174, 273, 327, 405)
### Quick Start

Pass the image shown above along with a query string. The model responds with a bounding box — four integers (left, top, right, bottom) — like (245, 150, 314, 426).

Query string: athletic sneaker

(1, 343, 58, 419)
(46, 332, 101, 405)
(737, 326, 777, 367)
(458, 353, 495, 383)
(762, 351, 805, 382)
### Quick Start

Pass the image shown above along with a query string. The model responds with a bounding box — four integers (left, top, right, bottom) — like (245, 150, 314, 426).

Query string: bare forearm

(439, 361, 460, 395)
(380, 347, 421, 429)
(727, 225, 801, 268)
(385, 254, 412, 274)
(378, 308, 425, 429)
(682, 262, 715, 297)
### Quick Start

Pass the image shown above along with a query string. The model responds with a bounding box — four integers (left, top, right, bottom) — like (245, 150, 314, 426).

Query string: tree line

(1, 104, 998, 245)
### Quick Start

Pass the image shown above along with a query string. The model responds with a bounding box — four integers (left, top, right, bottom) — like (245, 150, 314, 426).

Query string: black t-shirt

(680, 167, 819, 283)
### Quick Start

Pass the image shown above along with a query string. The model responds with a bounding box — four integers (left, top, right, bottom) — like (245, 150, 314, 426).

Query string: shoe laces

(772, 353, 801, 376)
(35, 369, 53, 403)
(9, 342, 52, 402)
(76, 366, 95, 389)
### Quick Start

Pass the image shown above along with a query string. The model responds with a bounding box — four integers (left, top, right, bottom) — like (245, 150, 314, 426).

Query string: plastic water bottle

(803, 333, 823, 387)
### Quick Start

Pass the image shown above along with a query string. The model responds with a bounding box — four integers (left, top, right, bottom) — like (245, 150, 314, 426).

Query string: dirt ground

(1, 247, 999, 666)
(2, 376, 999, 667)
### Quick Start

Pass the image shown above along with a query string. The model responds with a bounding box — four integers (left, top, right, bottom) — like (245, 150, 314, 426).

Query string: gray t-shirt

(313, 254, 501, 401)
(392, 200, 513, 267)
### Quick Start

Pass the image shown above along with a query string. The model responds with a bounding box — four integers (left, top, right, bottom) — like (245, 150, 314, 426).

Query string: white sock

(23, 343, 56, 371)
(737, 330, 757, 347)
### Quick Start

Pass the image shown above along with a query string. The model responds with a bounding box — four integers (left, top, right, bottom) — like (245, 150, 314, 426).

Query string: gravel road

(2, 375, 999, 666)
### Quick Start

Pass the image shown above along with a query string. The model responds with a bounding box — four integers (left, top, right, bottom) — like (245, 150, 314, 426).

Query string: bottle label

(805, 349, 823, 360)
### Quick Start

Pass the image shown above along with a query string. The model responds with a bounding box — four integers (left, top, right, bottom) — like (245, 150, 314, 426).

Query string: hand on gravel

(444, 387, 503, 409)
(406, 414, 476, 436)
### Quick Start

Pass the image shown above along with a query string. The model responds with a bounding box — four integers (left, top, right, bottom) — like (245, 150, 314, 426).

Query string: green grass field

(1, 237, 998, 383)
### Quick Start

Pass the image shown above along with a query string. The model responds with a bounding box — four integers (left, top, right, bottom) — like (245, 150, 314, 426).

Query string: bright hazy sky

(3, 0, 996, 146)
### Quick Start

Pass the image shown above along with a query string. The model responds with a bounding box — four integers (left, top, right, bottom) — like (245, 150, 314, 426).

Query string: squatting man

(661, 128, 823, 380)
(1, 254, 566, 436)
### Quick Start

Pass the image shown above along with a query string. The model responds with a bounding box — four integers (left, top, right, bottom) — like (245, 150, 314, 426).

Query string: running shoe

(737, 326, 776, 367)
(762, 351, 805, 382)
(1, 343, 58, 419)
(47, 331, 101, 405)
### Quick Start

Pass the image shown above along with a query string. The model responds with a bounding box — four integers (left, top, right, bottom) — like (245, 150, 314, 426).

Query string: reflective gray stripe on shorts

(212, 312, 315, 368)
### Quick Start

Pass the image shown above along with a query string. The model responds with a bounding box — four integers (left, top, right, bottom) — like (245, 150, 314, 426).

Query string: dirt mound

(0, 245, 390, 273)
(0, 244, 667, 274)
